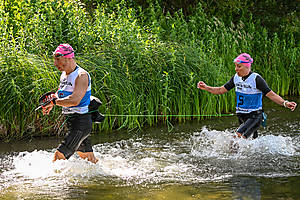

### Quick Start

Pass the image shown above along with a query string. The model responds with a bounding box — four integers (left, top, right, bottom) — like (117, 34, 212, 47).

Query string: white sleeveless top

(57, 66, 91, 114)
(234, 72, 263, 113)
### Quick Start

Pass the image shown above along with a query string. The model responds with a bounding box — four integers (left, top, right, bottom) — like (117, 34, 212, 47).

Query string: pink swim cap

(233, 53, 253, 67)
(53, 43, 75, 58)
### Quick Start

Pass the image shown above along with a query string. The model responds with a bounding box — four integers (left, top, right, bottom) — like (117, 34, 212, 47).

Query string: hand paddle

(35, 91, 56, 111)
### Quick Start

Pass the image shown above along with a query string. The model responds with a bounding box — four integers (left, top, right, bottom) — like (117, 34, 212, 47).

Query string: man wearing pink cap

(42, 43, 98, 163)
(197, 53, 297, 139)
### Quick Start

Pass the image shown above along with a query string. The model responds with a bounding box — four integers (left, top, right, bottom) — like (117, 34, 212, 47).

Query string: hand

(42, 93, 57, 115)
(42, 103, 54, 115)
(285, 101, 297, 111)
(197, 81, 207, 90)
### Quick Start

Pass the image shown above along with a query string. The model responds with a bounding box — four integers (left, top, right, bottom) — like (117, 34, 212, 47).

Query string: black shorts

(237, 110, 263, 139)
(57, 113, 93, 159)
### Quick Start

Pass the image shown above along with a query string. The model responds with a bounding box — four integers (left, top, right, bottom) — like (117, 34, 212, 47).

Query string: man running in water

(43, 44, 98, 163)
(197, 53, 297, 139)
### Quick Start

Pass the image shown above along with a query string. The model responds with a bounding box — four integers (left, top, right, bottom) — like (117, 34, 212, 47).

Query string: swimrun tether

(103, 114, 234, 117)
(58, 111, 235, 130)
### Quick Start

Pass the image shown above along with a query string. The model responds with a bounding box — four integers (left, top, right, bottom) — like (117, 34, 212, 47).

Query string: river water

(0, 98, 299, 200)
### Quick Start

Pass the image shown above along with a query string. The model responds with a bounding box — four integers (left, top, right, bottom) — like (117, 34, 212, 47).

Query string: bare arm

(43, 71, 89, 115)
(266, 90, 297, 111)
(197, 81, 228, 95)
(55, 72, 89, 107)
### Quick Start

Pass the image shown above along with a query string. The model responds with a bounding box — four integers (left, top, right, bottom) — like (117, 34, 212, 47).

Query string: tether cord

(58, 111, 234, 130)
(104, 114, 234, 117)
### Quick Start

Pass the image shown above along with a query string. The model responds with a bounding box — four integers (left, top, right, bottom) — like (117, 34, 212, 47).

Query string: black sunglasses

(53, 51, 74, 58)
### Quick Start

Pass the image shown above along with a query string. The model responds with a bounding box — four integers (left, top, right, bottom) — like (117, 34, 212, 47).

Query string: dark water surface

(0, 97, 299, 200)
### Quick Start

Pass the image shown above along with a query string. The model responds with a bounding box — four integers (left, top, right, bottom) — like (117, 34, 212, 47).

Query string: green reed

(0, 0, 298, 140)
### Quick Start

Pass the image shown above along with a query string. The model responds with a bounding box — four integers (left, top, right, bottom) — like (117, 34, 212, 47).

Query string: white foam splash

(1, 127, 298, 191)
(250, 135, 296, 155)
(12, 150, 56, 179)
(190, 127, 297, 158)
(4, 150, 104, 181)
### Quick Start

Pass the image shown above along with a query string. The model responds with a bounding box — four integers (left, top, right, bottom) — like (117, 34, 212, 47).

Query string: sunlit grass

(0, 0, 298, 140)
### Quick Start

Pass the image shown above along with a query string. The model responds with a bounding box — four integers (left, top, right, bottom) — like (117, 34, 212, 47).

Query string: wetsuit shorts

(237, 110, 263, 139)
(57, 113, 93, 159)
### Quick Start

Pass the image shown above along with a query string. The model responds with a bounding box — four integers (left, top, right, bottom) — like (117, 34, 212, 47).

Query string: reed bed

(0, 0, 298, 140)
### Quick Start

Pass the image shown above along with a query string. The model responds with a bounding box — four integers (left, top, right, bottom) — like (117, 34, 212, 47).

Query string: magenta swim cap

(233, 53, 253, 67)
(53, 43, 75, 58)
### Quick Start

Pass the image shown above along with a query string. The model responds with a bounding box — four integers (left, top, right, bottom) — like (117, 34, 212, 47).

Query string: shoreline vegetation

(0, 0, 299, 141)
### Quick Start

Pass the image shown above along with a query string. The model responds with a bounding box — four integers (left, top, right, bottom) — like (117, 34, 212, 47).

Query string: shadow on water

(0, 97, 299, 200)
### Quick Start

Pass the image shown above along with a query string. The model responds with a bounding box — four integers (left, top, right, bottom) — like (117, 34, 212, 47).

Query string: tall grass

(0, 0, 298, 140)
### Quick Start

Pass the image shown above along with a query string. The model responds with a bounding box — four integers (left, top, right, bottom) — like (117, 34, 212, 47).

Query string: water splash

(0, 127, 299, 198)
(189, 127, 299, 178)
(190, 127, 297, 158)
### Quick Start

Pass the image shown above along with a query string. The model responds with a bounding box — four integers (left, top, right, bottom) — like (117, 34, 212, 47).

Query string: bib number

(238, 95, 244, 106)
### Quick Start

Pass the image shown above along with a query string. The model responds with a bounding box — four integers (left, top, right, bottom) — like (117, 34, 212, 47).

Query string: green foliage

(0, 0, 298, 140)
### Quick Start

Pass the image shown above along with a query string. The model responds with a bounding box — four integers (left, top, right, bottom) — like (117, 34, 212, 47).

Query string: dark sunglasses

(233, 58, 251, 64)
(53, 51, 74, 58)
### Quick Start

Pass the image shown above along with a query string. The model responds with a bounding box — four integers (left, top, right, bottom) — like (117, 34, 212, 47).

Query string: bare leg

(53, 150, 66, 162)
(230, 132, 246, 153)
(77, 151, 99, 164)
(235, 132, 246, 139)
